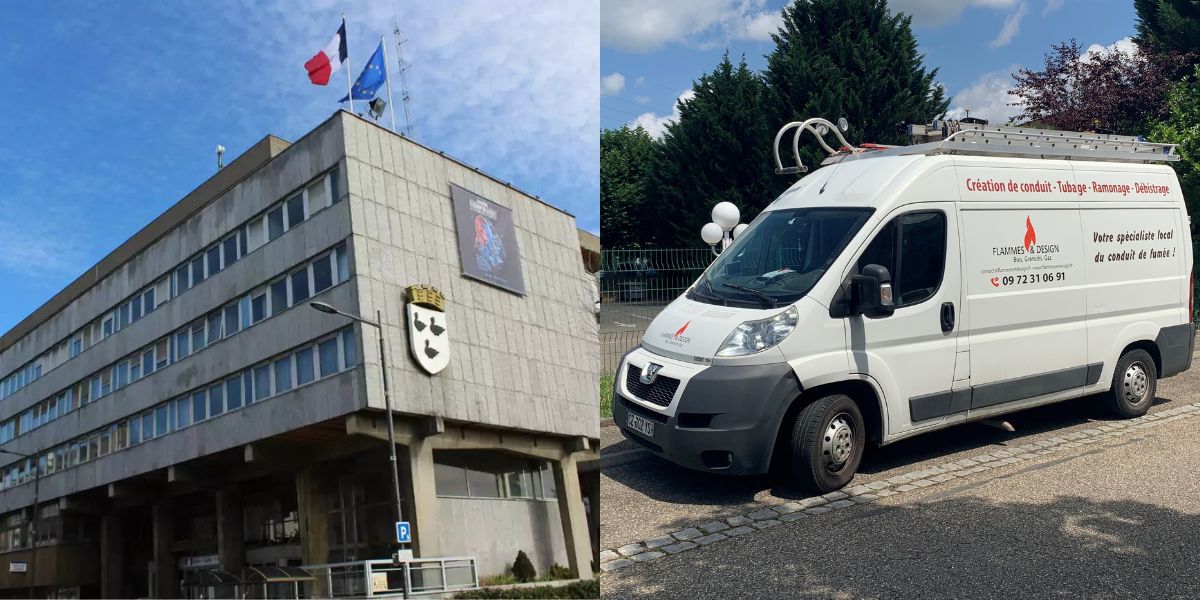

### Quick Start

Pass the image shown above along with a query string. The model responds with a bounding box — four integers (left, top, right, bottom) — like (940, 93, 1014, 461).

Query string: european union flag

(340, 42, 387, 102)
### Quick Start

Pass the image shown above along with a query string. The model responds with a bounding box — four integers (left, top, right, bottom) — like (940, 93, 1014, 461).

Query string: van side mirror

(850, 264, 895, 318)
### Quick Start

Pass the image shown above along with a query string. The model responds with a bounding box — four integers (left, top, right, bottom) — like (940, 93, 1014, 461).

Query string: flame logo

(674, 321, 692, 338)
(1023, 216, 1036, 251)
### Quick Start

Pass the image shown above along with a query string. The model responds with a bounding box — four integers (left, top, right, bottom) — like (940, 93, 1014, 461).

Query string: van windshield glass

(690, 208, 874, 307)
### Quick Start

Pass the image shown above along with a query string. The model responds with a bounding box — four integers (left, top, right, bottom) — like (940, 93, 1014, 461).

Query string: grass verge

(454, 579, 599, 599)
(600, 374, 614, 419)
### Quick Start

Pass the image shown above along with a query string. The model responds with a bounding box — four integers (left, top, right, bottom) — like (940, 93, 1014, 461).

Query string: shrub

(511, 550, 537, 583)
(453, 579, 599, 599)
(546, 563, 576, 581)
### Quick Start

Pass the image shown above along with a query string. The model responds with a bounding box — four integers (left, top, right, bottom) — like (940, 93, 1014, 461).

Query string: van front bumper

(612, 349, 801, 475)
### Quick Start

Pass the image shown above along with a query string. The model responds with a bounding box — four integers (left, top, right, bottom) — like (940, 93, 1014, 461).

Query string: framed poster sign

(450, 184, 527, 295)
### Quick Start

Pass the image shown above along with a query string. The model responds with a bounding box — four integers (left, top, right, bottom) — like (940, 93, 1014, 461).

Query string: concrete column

(585, 472, 600, 572)
(216, 486, 245, 571)
(152, 503, 178, 599)
(100, 513, 124, 599)
(552, 452, 593, 577)
(296, 469, 330, 597)
(405, 438, 441, 557)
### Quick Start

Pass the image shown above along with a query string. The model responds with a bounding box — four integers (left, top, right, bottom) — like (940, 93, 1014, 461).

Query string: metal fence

(304, 557, 478, 597)
(600, 249, 713, 374)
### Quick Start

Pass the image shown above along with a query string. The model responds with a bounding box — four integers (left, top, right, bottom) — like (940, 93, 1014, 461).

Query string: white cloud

(889, 0, 1018, 27)
(1042, 0, 1066, 15)
(1084, 36, 1137, 59)
(629, 89, 695, 138)
(633, 95, 650, 104)
(989, 1, 1028, 48)
(601, 0, 782, 52)
(943, 66, 1024, 125)
(601, 72, 627, 95)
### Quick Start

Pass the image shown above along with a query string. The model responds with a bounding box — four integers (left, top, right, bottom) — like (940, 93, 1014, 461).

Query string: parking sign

(395, 521, 411, 543)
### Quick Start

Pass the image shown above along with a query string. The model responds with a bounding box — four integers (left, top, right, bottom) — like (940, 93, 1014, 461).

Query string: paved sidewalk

(603, 398, 1200, 599)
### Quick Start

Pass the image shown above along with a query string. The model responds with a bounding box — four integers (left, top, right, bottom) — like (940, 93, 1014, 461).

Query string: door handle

(940, 302, 955, 332)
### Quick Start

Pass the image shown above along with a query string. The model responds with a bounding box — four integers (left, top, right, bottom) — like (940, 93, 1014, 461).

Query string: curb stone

(599, 400, 1200, 574)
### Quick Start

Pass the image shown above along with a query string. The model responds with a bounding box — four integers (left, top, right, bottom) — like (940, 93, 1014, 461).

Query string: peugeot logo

(640, 363, 663, 385)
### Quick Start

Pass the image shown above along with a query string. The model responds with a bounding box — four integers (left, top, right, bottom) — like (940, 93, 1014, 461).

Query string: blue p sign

(396, 521, 411, 543)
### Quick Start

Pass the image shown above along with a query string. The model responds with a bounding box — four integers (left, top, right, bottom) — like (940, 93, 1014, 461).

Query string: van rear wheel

(789, 394, 865, 493)
(1106, 349, 1157, 418)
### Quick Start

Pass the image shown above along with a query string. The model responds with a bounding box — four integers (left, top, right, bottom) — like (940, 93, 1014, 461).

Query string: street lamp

(309, 303, 407, 554)
(0, 448, 39, 600)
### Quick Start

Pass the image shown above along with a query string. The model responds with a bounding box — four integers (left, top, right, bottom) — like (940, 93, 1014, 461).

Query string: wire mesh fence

(600, 248, 713, 374)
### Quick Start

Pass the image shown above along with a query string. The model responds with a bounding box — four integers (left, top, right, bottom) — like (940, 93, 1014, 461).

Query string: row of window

(433, 452, 559, 501)
(0, 328, 359, 492)
(0, 244, 350, 445)
(0, 168, 342, 402)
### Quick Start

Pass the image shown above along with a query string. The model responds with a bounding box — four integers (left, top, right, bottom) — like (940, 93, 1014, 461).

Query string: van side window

(857, 211, 946, 308)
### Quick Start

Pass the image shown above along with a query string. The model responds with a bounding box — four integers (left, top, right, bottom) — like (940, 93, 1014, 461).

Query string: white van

(614, 118, 1195, 492)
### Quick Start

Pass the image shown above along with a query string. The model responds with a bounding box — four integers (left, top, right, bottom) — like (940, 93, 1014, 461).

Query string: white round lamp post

(702, 201, 744, 255)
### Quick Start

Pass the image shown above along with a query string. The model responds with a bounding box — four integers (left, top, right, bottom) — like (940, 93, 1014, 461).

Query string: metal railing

(304, 557, 478, 598)
(599, 249, 713, 374)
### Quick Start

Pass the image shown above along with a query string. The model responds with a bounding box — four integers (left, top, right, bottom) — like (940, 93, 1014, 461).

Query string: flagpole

(380, 35, 398, 133)
(343, 14, 354, 112)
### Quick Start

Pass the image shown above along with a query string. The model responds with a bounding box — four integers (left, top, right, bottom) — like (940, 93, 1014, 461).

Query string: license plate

(626, 412, 655, 438)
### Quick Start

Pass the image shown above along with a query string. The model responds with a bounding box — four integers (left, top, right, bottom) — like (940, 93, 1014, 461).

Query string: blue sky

(0, 0, 598, 335)
(601, 0, 1138, 135)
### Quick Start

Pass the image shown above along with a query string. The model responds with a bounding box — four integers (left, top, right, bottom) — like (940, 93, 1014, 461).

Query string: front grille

(625, 364, 680, 408)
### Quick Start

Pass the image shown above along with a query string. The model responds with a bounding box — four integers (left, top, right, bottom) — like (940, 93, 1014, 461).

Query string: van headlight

(716, 306, 799, 357)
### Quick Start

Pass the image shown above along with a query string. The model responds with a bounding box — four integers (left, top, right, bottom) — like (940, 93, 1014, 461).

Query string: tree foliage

(1009, 39, 1176, 135)
(600, 125, 658, 249)
(1150, 66, 1200, 224)
(1135, 0, 1200, 56)
(764, 0, 949, 174)
(648, 53, 781, 247)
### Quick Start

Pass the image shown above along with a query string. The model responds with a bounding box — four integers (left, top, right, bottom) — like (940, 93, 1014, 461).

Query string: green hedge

(600, 374, 614, 419)
(453, 578, 599, 599)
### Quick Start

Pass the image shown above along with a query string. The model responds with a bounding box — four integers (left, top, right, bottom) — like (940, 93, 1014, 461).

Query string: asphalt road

(599, 301, 668, 334)
(601, 360, 1200, 599)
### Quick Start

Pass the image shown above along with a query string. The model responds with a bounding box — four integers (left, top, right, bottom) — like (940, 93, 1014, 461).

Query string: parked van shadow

(605, 494, 1200, 599)
(602, 392, 1182, 547)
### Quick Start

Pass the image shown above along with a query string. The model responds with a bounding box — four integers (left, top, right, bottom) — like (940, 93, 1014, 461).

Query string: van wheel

(1106, 349, 1157, 418)
(789, 394, 865, 493)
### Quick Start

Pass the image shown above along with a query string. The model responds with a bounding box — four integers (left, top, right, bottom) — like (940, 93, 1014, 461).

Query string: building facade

(0, 112, 599, 598)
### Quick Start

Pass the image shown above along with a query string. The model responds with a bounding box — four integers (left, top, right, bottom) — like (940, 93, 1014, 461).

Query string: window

(191, 321, 207, 353)
(254, 365, 271, 402)
(247, 218, 265, 253)
(270, 279, 289, 316)
(342, 329, 357, 367)
(155, 340, 169, 370)
(129, 359, 141, 382)
(224, 304, 241, 337)
(296, 348, 315, 385)
(312, 255, 333, 293)
(330, 169, 341, 203)
(206, 246, 222, 277)
(192, 391, 207, 423)
(223, 235, 239, 267)
(142, 412, 154, 440)
(540, 463, 557, 499)
(291, 269, 310, 303)
(117, 422, 128, 449)
(114, 362, 128, 390)
(209, 384, 225, 417)
(286, 194, 305, 228)
(176, 330, 190, 360)
(102, 316, 114, 338)
(226, 377, 243, 411)
(144, 288, 156, 314)
(856, 211, 947, 308)
(176, 398, 191, 429)
(142, 349, 155, 376)
(336, 245, 349, 282)
(155, 405, 169, 436)
(118, 303, 130, 330)
(274, 356, 293, 393)
(319, 339, 339, 377)
(131, 295, 142, 322)
(207, 312, 223, 345)
(190, 256, 205, 287)
(434, 462, 470, 497)
(267, 206, 285, 240)
(251, 293, 267, 323)
(465, 468, 501, 498)
(506, 471, 533, 498)
(307, 179, 327, 215)
(175, 264, 190, 296)
(99, 370, 112, 397)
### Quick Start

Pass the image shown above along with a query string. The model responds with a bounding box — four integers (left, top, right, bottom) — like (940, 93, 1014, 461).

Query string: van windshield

(689, 207, 874, 307)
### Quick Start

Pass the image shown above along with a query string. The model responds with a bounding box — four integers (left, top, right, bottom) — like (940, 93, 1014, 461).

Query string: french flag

(305, 20, 348, 86)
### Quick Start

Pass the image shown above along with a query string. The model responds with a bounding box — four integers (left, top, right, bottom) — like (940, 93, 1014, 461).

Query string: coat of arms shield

(407, 285, 450, 375)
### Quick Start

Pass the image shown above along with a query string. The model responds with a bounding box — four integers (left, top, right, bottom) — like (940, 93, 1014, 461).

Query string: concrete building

(0, 111, 599, 598)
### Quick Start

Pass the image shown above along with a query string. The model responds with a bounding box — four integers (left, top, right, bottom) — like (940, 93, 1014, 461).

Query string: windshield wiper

(691, 278, 728, 305)
(722, 283, 777, 308)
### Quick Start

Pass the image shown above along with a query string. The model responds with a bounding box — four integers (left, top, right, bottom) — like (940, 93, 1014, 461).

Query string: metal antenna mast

(392, 2, 415, 137)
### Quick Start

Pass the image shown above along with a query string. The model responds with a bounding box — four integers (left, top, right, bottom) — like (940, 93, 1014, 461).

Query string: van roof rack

(774, 118, 1179, 175)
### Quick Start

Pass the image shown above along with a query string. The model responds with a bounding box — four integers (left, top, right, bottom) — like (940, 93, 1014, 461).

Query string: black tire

(1106, 349, 1157, 418)
(789, 394, 865, 493)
